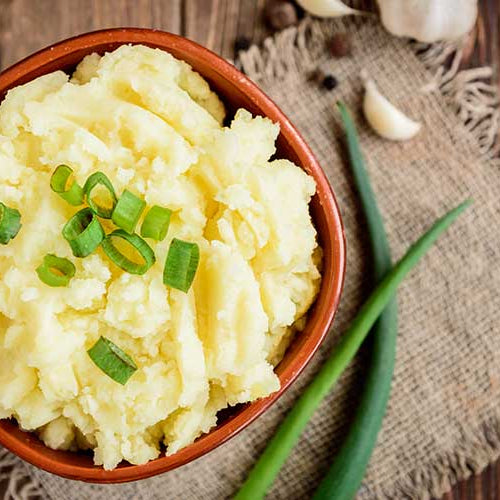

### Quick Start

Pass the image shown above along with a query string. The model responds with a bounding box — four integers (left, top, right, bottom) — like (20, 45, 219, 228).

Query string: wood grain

(0, 0, 182, 68)
(0, 1, 498, 498)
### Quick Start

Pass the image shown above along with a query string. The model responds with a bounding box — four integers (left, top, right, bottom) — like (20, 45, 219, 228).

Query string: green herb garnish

(36, 254, 76, 287)
(50, 165, 84, 206)
(83, 171, 117, 219)
(141, 205, 172, 241)
(0, 202, 21, 244)
(163, 238, 199, 293)
(101, 229, 155, 275)
(62, 208, 105, 257)
(112, 189, 146, 234)
(87, 336, 137, 385)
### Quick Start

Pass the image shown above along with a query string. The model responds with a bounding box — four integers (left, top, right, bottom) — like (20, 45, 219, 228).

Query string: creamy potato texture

(0, 45, 321, 469)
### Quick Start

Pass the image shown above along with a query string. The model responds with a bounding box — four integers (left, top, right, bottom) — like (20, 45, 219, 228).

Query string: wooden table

(0, 1, 498, 498)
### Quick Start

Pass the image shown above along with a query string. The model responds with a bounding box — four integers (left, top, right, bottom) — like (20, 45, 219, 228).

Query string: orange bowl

(0, 28, 346, 483)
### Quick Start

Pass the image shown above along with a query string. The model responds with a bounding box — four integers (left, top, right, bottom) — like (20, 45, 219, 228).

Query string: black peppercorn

(322, 75, 338, 90)
(329, 33, 352, 58)
(234, 36, 252, 53)
(264, 1, 298, 31)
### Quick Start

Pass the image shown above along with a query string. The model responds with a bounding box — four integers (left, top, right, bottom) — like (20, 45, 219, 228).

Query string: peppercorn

(329, 33, 352, 58)
(234, 36, 252, 53)
(322, 75, 338, 91)
(264, 0, 298, 31)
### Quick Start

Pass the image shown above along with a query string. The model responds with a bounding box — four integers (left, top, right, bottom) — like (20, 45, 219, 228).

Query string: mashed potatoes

(0, 45, 321, 469)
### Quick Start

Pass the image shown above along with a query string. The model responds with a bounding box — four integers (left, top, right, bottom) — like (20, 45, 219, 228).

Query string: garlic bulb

(377, 0, 478, 42)
(296, 0, 361, 17)
(362, 76, 421, 141)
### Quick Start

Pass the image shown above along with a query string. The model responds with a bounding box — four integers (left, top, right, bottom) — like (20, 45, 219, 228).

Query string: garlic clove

(362, 77, 422, 141)
(377, 0, 478, 43)
(296, 0, 362, 17)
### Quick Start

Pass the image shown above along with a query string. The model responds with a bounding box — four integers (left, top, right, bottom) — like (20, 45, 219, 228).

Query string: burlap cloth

(2, 16, 500, 500)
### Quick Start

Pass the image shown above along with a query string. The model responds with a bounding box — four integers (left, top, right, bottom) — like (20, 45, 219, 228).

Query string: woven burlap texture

(2, 17, 500, 500)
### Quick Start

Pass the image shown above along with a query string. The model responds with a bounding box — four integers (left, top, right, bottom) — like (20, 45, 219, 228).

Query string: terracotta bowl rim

(0, 27, 346, 483)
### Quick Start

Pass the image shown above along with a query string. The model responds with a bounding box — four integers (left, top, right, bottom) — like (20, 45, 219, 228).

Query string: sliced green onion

(0, 203, 21, 244)
(163, 238, 199, 293)
(36, 254, 76, 287)
(101, 229, 155, 275)
(50, 165, 84, 206)
(87, 336, 137, 385)
(141, 205, 172, 241)
(83, 171, 117, 218)
(111, 190, 146, 234)
(62, 208, 105, 257)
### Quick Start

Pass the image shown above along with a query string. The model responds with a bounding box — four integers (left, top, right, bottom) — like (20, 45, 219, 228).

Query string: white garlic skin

(363, 79, 421, 141)
(377, 0, 478, 42)
(296, 0, 360, 17)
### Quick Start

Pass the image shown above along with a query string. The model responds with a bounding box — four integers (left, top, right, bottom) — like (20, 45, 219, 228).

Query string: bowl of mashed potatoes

(0, 29, 345, 482)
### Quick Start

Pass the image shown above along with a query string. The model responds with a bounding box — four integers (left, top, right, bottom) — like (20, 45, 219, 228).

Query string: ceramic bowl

(0, 28, 346, 483)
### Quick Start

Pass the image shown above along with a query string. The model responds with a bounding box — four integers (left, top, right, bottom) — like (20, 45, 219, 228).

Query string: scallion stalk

(234, 200, 471, 499)
(312, 103, 399, 499)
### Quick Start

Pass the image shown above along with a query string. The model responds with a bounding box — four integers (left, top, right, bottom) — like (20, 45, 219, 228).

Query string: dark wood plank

(0, 0, 182, 70)
(0, 0, 92, 69)
(184, 0, 271, 59)
(496, 459, 500, 500)
(486, 463, 496, 500)
(184, 0, 227, 55)
(442, 490, 455, 500)
(236, 0, 260, 43)
(251, 0, 272, 50)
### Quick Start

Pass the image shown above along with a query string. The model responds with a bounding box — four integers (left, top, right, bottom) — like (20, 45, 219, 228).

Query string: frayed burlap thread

(2, 17, 500, 500)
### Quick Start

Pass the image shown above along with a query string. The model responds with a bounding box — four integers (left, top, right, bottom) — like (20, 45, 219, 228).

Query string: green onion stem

(234, 200, 471, 500)
(312, 103, 398, 499)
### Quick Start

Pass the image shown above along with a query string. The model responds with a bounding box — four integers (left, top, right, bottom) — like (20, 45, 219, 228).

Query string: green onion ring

(111, 190, 146, 234)
(163, 238, 199, 293)
(101, 229, 155, 275)
(62, 208, 105, 257)
(87, 336, 137, 385)
(0, 202, 21, 244)
(50, 165, 84, 206)
(140, 205, 172, 241)
(83, 171, 118, 219)
(36, 254, 76, 287)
